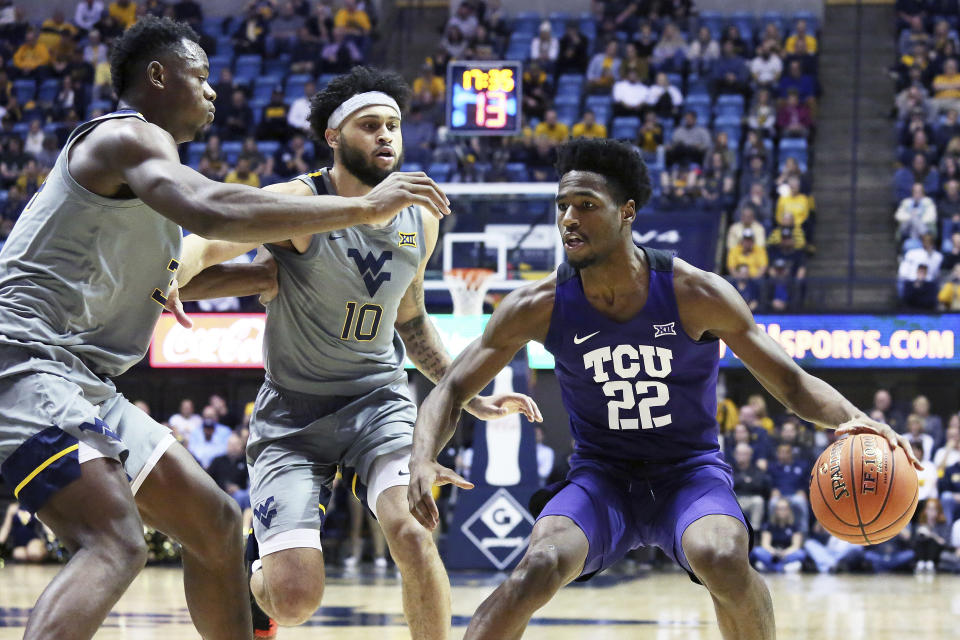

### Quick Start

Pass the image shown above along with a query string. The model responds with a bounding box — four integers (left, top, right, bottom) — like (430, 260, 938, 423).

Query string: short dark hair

(110, 15, 200, 98)
(555, 138, 652, 208)
(309, 66, 411, 143)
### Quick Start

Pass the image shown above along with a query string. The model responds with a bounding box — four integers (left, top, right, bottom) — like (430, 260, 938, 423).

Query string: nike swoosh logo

(329, 233, 344, 240)
(573, 331, 600, 344)
(398, 470, 410, 476)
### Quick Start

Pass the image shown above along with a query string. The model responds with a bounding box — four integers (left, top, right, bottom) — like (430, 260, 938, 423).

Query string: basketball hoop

(444, 267, 496, 316)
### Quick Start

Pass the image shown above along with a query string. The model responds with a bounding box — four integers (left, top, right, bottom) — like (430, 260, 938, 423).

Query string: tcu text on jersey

(582, 345, 673, 431)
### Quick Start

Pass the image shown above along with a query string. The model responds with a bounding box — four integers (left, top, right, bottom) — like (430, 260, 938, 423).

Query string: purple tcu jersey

(544, 247, 722, 464)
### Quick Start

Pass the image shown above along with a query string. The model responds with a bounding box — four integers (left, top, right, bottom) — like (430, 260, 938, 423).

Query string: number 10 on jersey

(340, 302, 383, 341)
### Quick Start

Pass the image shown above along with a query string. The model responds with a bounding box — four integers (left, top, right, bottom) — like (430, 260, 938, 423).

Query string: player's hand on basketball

(465, 393, 544, 422)
(836, 417, 923, 470)
(408, 460, 474, 530)
(163, 280, 193, 329)
(360, 172, 451, 224)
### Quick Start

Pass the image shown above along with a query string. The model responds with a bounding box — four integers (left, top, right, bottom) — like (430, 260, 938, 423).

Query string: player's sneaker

(246, 528, 278, 638)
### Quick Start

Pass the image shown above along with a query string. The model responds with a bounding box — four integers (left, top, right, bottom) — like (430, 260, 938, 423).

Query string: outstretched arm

(86, 119, 450, 243)
(408, 280, 552, 529)
(674, 261, 921, 468)
(395, 213, 541, 421)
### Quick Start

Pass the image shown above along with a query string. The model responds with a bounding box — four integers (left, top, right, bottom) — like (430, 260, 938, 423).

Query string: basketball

(809, 433, 919, 545)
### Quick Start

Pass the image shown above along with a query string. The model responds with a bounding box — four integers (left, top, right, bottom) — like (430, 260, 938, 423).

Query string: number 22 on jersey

(583, 344, 674, 430)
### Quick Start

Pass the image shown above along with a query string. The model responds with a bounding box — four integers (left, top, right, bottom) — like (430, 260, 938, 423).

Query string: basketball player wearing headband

(179, 66, 541, 638)
(407, 139, 922, 640)
(0, 18, 450, 640)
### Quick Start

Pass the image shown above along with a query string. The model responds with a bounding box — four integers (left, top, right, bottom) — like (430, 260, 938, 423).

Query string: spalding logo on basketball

(809, 433, 918, 545)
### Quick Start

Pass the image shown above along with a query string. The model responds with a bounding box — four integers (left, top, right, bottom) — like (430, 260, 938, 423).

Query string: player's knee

(385, 518, 435, 568)
(209, 492, 243, 546)
(268, 578, 325, 626)
(512, 545, 564, 598)
(185, 491, 243, 560)
(686, 536, 750, 589)
(98, 527, 149, 576)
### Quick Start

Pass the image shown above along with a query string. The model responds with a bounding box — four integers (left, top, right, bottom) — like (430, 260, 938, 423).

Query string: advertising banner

(150, 313, 959, 369)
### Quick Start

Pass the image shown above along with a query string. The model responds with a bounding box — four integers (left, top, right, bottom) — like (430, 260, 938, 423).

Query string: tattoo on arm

(396, 311, 452, 384)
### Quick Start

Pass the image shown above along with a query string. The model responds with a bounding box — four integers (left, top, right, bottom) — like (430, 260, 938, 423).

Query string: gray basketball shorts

(246, 378, 416, 548)
(0, 344, 175, 513)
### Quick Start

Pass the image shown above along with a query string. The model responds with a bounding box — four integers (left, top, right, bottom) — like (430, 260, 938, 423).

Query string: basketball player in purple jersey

(407, 139, 921, 640)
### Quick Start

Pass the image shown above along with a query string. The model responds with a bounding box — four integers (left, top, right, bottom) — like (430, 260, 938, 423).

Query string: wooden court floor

(0, 565, 956, 639)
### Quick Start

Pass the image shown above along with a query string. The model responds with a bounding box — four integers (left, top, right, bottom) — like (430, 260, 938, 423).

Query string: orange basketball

(809, 433, 918, 545)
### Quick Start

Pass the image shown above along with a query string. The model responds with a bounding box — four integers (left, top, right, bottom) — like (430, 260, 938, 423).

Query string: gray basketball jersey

(0, 110, 183, 378)
(263, 168, 425, 396)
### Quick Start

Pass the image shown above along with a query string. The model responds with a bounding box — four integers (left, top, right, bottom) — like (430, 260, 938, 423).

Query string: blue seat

(285, 73, 313, 93)
(761, 11, 785, 30)
(86, 100, 113, 119)
(557, 73, 584, 90)
(207, 55, 232, 80)
(778, 138, 808, 166)
(257, 140, 281, 157)
(505, 44, 530, 60)
(714, 95, 745, 119)
(202, 16, 225, 36)
(401, 162, 423, 173)
(36, 79, 59, 104)
(214, 37, 234, 57)
(12, 79, 35, 104)
(233, 54, 263, 83)
(716, 94, 745, 109)
(778, 157, 807, 172)
(221, 141, 243, 165)
(428, 162, 453, 182)
(713, 116, 742, 145)
(585, 94, 612, 109)
(713, 114, 742, 127)
(579, 18, 597, 40)
(792, 11, 819, 33)
(685, 95, 711, 124)
(611, 116, 640, 140)
(263, 57, 291, 78)
(249, 98, 269, 125)
(697, 10, 724, 38)
(591, 106, 612, 127)
(779, 137, 808, 152)
(556, 105, 579, 128)
(317, 74, 337, 89)
(513, 11, 541, 36)
(187, 142, 206, 168)
(554, 92, 580, 107)
(252, 75, 283, 101)
(942, 220, 959, 251)
(506, 162, 530, 182)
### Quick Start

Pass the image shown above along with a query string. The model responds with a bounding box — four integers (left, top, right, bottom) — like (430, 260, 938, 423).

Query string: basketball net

(444, 267, 496, 316)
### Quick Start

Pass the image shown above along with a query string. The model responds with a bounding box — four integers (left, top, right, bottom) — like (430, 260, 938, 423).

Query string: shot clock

(446, 61, 522, 135)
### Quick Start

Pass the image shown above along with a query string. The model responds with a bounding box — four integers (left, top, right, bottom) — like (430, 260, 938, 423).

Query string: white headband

(327, 91, 401, 130)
